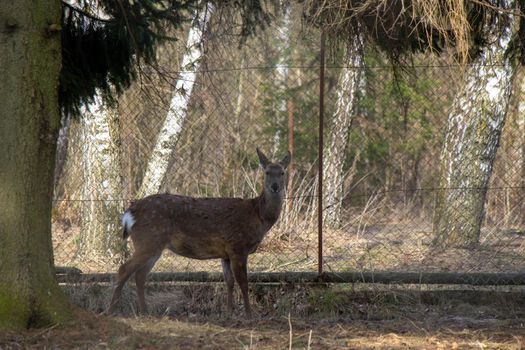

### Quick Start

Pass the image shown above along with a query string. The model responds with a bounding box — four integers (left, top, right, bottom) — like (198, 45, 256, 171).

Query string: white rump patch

(122, 211, 135, 232)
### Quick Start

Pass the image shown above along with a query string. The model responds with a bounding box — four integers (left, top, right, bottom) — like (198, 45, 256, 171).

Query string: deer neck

(258, 190, 283, 225)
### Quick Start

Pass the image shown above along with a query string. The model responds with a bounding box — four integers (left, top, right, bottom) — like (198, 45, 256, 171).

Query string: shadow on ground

(2, 284, 525, 349)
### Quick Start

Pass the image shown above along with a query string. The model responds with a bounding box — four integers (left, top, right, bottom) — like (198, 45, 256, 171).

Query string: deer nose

(271, 183, 279, 192)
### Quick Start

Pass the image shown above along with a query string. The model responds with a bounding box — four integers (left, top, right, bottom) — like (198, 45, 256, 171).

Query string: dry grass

(303, 0, 518, 65)
(53, 211, 525, 275)
(51, 138, 525, 276)
(2, 284, 525, 349)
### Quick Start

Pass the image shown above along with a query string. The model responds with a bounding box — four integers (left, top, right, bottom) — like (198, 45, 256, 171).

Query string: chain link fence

(51, 5, 525, 285)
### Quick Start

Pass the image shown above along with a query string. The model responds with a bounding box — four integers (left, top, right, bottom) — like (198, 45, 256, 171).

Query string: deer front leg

(230, 254, 252, 317)
(221, 258, 235, 313)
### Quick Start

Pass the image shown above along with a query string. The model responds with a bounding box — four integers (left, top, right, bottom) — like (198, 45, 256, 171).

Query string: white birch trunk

(79, 94, 125, 262)
(234, 54, 246, 144)
(138, 5, 214, 197)
(323, 37, 363, 227)
(433, 1, 516, 246)
(272, 3, 291, 155)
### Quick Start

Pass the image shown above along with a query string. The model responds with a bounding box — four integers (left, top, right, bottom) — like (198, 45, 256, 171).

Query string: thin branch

(62, 1, 115, 24)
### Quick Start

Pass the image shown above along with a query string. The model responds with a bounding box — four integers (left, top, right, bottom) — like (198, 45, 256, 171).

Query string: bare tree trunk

(78, 94, 125, 264)
(234, 54, 246, 145)
(433, 3, 516, 247)
(273, 2, 291, 155)
(287, 99, 295, 214)
(138, 5, 214, 197)
(513, 68, 525, 225)
(54, 114, 72, 193)
(323, 38, 363, 228)
(0, 0, 72, 329)
(487, 67, 525, 227)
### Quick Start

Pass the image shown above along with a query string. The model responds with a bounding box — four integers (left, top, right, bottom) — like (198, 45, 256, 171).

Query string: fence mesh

(52, 5, 525, 284)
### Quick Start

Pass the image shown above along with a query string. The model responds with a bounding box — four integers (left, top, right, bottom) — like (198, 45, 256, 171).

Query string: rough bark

(323, 38, 363, 227)
(78, 94, 125, 263)
(433, 2, 516, 247)
(0, 0, 72, 329)
(138, 5, 214, 197)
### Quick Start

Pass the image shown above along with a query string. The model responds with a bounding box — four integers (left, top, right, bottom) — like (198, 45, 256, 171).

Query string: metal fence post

(318, 28, 325, 276)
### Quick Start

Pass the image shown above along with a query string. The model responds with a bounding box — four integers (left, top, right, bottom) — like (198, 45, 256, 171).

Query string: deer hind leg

(221, 258, 235, 313)
(230, 254, 252, 317)
(105, 247, 162, 315)
(135, 253, 162, 315)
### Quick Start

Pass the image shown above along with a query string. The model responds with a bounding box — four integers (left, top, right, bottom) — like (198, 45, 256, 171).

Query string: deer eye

(280, 172, 285, 176)
(265, 171, 269, 175)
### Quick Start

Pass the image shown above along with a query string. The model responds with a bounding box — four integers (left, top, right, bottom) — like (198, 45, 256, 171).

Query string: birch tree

(78, 94, 125, 262)
(433, 1, 517, 246)
(323, 37, 363, 227)
(485, 67, 525, 226)
(66, 2, 126, 263)
(138, 5, 214, 197)
(272, 2, 292, 155)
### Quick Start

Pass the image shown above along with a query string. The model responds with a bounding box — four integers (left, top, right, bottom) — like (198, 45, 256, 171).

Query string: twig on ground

(288, 313, 293, 350)
(263, 257, 310, 272)
(29, 323, 59, 341)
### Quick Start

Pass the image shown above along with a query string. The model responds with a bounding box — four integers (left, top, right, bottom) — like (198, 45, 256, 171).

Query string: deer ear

(256, 147, 270, 168)
(280, 151, 291, 169)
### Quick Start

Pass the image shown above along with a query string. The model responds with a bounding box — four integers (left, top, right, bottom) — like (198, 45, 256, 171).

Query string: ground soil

(1, 309, 524, 349)
(1, 286, 525, 349)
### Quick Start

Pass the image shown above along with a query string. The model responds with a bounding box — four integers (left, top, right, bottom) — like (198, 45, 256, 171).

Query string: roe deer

(105, 148, 290, 317)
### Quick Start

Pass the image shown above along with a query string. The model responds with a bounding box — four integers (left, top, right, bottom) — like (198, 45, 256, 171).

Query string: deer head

(256, 147, 291, 198)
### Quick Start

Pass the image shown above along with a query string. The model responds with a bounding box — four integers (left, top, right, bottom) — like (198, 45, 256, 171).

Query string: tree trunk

(510, 68, 525, 225)
(53, 114, 72, 193)
(287, 99, 295, 214)
(272, 2, 291, 155)
(519, 75, 525, 225)
(138, 5, 214, 197)
(487, 67, 525, 227)
(77, 94, 125, 264)
(233, 53, 246, 145)
(0, 0, 72, 329)
(323, 38, 363, 227)
(433, 5, 516, 247)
